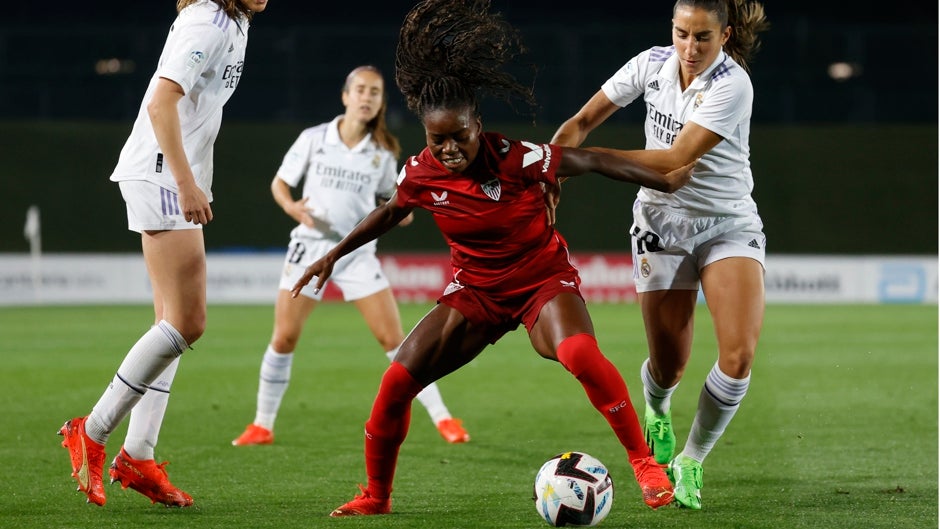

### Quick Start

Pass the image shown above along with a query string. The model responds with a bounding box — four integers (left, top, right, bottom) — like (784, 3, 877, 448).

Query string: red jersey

(396, 132, 575, 294)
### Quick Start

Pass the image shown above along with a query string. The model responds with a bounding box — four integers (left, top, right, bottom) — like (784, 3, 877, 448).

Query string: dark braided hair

(395, 0, 537, 120)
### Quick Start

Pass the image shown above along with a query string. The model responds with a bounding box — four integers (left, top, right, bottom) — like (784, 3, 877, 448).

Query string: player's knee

(718, 347, 754, 379)
(271, 334, 300, 353)
(555, 333, 603, 378)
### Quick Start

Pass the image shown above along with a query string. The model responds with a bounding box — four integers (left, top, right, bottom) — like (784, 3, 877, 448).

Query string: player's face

(239, 0, 268, 13)
(672, 5, 730, 85)
(423, 107, 482, 173)
(342, 70, 385, 123)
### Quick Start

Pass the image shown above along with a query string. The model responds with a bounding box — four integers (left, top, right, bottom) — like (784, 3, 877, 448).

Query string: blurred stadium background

(0, 1, 936, 304)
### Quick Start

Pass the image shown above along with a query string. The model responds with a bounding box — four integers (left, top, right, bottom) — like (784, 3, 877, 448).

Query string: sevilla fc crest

(481, 178, 501, 201)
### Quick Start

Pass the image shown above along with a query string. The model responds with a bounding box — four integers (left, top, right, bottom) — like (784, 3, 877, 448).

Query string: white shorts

(119, 180, 203, 233)
(279, 238, 389, 301)
(630, 201, 766, 292)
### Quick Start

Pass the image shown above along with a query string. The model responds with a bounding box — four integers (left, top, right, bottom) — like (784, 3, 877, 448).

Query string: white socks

(640, 358, 678, 416)
(253, 345, 293, 430)
(124, 357, 180, 460)
(85, 320, 188, 446)
(682, 362, 750, 463)
(386, 349, 451, 424)
(249, 345, 455, 433)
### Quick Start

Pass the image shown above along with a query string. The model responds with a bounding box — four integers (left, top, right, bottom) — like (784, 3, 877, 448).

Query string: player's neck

(337, 118, 369, 149)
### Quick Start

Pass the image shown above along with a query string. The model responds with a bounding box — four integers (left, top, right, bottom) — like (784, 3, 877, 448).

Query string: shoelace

(353, 483, 371, 500)
(631, 457, 668, 483)
(649, 418, 669, 441)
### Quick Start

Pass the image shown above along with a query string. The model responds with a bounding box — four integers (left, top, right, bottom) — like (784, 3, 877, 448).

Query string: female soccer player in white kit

(231, 65, 469, 447)
(551, 0, 769, 510)
(58, 0, 268, 507)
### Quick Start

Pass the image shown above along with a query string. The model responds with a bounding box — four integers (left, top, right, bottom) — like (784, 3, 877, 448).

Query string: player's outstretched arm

(291, 196, 413, 297)
(557, 147, 695, 193)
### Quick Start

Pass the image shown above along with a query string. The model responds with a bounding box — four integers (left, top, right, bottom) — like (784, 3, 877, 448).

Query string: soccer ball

(533, 451, 614, 527)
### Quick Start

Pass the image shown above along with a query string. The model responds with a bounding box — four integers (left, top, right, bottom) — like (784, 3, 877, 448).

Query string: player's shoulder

(481, 132, 548, 158)
(295, 122, 330, 143)
(616, 45, 674, 82)
(645, 45, 676, 65)
(176, 1, 238, 32)
(706, 54, 753, 91)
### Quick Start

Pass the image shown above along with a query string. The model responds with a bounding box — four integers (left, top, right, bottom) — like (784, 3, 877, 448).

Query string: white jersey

(276, 116, 399, 251)
(110, 0, 250, 202)
(602, 46, 756, 216)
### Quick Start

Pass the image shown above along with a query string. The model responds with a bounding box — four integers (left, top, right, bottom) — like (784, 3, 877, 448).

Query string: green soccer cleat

(644, 408, 676, 465)
(669, 455, 704, 510)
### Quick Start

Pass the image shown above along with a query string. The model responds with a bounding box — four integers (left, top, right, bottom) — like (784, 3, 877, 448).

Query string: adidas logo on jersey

(647, 80, 660, 91)
(748, 239, 761, 249)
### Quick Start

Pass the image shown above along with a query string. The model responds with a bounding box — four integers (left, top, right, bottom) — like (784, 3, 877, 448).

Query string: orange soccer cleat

(58, 416, 107, 506)
(330, 484, 391, 517)
(631, 455, 675, 509)
(436, 417, 470, 444)
(232, 424, 274, 446)
(109, 447, 193, 507)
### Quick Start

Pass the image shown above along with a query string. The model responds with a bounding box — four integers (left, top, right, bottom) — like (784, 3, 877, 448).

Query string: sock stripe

(156, 320, 188, 356)
(115, 371, 148, 395)
(704, 364, 749, 407)
(703, 383, 738, 407)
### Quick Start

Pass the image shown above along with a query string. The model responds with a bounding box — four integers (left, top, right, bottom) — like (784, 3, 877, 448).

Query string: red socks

(362, 361, 424, 499)
(556, 333, 649, 461)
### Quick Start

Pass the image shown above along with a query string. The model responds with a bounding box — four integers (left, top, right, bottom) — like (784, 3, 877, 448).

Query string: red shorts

(438, 267, 584, 344)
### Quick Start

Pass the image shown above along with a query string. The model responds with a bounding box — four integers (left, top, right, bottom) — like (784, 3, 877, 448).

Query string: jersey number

(631, 226, 663, 255)
(287, 241, 306, 265)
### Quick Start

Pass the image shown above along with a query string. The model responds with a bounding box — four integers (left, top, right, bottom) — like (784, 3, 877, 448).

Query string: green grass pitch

(0, 302, 935, 528)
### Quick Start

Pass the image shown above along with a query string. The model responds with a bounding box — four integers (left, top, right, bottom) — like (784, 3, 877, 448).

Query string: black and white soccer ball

(533, 451, 614, 527)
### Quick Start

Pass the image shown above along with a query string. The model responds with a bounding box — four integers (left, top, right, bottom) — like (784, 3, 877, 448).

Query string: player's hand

(663, 159, 698, 193)
(286, 197, 315, 227)
(541, 179, 562, 226)
(291, 258, 334, 298)
(179, 182, 213, 225)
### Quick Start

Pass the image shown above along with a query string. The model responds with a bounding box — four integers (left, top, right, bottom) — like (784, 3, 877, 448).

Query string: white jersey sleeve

(686, 71, 752, 141)
(375, 154, 399, 201)
(276, 126, 321, 188)
(157, 16, 227, 94)
(601, 47, 663, 108)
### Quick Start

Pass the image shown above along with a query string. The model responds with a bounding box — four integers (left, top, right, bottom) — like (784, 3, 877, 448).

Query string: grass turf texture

(0, 303, 935, 529)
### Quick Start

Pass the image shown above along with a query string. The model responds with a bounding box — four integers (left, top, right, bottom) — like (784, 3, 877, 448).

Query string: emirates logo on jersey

(480, 179, 501, 201)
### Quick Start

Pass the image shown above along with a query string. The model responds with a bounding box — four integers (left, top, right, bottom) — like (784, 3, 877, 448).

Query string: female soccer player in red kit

(291, 0, 696, 516)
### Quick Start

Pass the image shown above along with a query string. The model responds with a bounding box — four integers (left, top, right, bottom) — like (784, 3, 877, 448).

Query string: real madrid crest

(693, 92, 704, 111)
(640, 258, 651, 278)
(481, 178, 501, 201)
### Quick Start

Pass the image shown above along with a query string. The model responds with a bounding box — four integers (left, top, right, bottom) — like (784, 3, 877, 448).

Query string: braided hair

(395, 0, 537, 120)
(674, 0, 770, 72)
